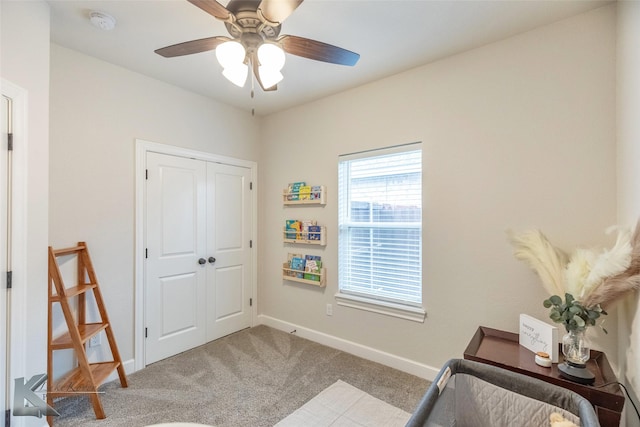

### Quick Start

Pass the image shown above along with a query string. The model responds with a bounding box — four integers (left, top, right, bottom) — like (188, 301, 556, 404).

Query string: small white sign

(519, 314, 559, 363)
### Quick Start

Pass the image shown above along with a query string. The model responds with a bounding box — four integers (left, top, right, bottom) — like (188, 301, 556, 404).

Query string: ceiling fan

(155, 0, 360, 91)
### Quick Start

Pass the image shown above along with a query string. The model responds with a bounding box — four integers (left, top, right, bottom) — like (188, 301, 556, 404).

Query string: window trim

(337, 143, 425, 320)
(335, 292, 426, 323)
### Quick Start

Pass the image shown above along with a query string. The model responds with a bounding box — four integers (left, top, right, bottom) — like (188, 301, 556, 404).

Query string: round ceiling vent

(89, 11, 116, 31)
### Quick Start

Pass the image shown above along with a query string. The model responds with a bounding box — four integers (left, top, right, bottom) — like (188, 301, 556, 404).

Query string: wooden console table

(464, 326, 624, 427)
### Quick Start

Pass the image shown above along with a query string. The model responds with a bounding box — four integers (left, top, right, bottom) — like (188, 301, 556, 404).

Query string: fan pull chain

(249, 57, 256, 116)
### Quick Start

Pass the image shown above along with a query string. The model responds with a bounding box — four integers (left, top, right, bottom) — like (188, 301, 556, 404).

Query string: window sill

(334, 293, 426, 323)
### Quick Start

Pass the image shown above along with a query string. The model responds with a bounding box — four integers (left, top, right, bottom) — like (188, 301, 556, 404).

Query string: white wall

(259, 5, 618, 372)
(617, 2, 640, 425)
(49, 45, 260, 369)
(1, 1, 50, 426)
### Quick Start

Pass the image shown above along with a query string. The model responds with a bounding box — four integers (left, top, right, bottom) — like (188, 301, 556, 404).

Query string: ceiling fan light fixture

(257, 43, 285, 70)
(216, 41, 246, 68)
(257, 43, 285, 88)
(222, 64, 249, 87)
(155, 0, 361, 93)
(258, 67, 283, 89)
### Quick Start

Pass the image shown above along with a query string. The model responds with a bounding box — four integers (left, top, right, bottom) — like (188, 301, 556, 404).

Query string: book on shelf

(287, 182, 306, 201)
(303, 255, 322, 281)
(299, 185, 312, 200)
(301, 219, 316, 229)
(307, 225, 321, 240)
(310, 185, 322, 200)
(301, 220, 316, 239)
(285, 220, 301, 239)
(286, 253, 303, 277)
(290, 257, 305, 278)
(287, 252, 303, 261)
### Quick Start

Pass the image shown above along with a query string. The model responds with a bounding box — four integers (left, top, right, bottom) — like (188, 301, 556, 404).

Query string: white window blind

(338, 145, 422, 306)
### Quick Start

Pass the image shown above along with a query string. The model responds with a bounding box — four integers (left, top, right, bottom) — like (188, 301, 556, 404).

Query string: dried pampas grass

(563, 248, 595, 299)
(566, 226, 632, 300)
(582, 275, 640, 309)
(507, 229, 567, 296)
(582, 219, 640, 309)
(509, 218, 640, 310)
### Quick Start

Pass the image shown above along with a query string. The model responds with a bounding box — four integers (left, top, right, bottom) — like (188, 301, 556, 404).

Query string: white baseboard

(110, 319, 441, 384)
(257, 314, 440, 382)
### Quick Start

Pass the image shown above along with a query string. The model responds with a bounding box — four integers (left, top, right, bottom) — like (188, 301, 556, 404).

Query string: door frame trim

(1, 79, 28, 427)
(134, 139, 258, 371)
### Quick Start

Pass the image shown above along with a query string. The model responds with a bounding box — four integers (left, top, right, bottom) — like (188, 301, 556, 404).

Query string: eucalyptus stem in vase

(543, 293, 607, 370)
(543, 293, 607, 334)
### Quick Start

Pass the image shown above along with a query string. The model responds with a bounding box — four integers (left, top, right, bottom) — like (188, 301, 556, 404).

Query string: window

(337, 144, 424, 321)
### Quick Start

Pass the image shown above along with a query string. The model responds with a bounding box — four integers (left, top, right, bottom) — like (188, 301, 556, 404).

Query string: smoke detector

(89, 11, 116, 31)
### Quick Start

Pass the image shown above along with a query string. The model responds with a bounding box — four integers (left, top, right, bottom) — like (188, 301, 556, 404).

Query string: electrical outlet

(89, 334, 101, 347)
(326, 304, 333, 316)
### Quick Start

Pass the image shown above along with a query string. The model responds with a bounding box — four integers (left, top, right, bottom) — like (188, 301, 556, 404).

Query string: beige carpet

(275, 380, 410, 427)
(50, 325, 429, 426)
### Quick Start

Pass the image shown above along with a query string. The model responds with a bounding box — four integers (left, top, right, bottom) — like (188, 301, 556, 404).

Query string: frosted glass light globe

(222, 64, 248, 87)
(216, 41, 246, 68)
(257, 43, 285, 70)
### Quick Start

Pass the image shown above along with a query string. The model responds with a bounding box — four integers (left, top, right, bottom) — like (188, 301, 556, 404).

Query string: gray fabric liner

(405, 359, 600, 427)
(455, 373, 580, 426)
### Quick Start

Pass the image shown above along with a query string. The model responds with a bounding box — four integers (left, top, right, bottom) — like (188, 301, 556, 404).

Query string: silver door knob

(198, 258, 206, 265)
(208, 257, 216, 264)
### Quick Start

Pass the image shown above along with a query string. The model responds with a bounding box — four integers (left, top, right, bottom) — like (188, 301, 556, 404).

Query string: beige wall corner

(617, 1, 640, 425)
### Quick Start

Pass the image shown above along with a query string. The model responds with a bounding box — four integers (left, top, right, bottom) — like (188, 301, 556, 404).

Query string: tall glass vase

(562, 328, 590, 365)
(558, 327, 595, 384)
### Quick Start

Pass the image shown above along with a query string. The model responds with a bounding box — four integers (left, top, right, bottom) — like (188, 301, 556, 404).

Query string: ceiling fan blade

(251, 52, 278, 91)
(258, 0, 303, 24)
(155, 36, 230, 58)
(278, 35, 360, 66)
(187, 0, 231, 20)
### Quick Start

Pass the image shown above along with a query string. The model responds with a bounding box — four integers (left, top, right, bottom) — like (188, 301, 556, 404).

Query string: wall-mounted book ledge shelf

(282, 226, 326, 245)
(283, 185, 326, 206)
(282, 263, 326, 287)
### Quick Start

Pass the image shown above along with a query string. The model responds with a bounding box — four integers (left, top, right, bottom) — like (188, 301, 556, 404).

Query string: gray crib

(406, 359, 600, 427)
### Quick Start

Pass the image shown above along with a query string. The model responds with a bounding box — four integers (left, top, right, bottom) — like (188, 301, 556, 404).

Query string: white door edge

(1, 79, 29, 427)
(134, 139, 258, 372)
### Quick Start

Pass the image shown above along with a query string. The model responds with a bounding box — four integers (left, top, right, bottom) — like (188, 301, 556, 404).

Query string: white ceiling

(48, 0, 611, 116)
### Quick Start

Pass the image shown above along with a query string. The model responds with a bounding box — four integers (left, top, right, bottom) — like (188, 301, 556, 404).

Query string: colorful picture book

(286, 253, 303, 277)
(287, 252, 303, 261)
(301, 219, 316, 229)
(303, 255, 322, 281)
(307, 225, 321, 241)
(299, 185, 312, 200)
(287, 182, 306, 201)
(290, 257, 305, 278)
(310, 186, 322, 200)
(285, 220, 301, 239)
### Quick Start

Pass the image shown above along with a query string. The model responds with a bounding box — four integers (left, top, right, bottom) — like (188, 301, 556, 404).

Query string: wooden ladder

(47, 242, 128, 425)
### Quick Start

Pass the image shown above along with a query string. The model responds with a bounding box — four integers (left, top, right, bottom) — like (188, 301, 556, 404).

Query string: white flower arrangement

(508, 219, 640, 310)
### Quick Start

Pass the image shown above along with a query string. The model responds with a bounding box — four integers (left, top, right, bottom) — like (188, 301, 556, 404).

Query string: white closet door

(145, 152, 253, 365)
(206, 162, 252, 341)
(145, 152, 207, 365)
(1, 94, 9, 427)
